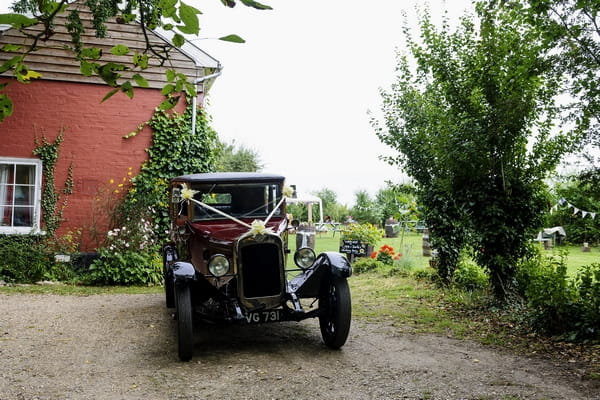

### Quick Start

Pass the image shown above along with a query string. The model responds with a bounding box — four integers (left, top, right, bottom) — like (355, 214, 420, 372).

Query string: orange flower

(370, 251, 377, 259)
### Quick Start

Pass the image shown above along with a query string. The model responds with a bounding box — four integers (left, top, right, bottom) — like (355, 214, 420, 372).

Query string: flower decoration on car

(283, 185, 294, 198)
(179, 182, 293, 238)
(180, 183, 198, 201)
(249, 219, 274, 236)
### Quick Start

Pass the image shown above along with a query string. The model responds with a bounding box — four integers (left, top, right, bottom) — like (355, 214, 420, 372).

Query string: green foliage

(0, 235, 79, 283)
(0, 235, 50, 282)
(312, 188, 349, 222)
(87, 205, 161, 285)
(372, 244, 397, 265)
(350, 190, 383, 225)
(340, 223, 384, 246)
(123, 106, 219, 239)
(375, 182, 419, 223)
(516, 0, 600, 149)
(88, 248, 161, 286)
(1, 0, 271, 121)
(352, 257, 384, 274)
(517, 251, 600, 341)
(373, 4, 574, 302)
(546, 178, 600, 244)
(452, 261, 488, 292)
(216, 140, 263, 172)
(32, 129, 74, 236)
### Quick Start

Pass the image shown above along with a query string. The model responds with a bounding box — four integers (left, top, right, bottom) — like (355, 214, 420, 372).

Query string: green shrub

(0, 235, 50, 283)
(352, 257, 385, 274)
(340, 223, 384, 245)
(453, 261, 488, 291)
(88, 248, 161, 285)
(413, 267, 440, 283)
(517, 252, 599, 341)
(87, 208, 162, 286)
(572, 263, 600, 340)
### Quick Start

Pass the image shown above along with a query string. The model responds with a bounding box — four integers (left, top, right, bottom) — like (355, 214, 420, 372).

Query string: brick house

(0, 1, 221, 249)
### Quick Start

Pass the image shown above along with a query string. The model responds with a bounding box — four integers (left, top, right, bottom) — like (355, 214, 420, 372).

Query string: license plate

(245, 310, 281, 323)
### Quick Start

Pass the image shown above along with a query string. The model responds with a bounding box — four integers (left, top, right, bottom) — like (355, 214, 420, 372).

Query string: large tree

(518, 0, 600, 148)
(216, 140, 264, 172)
(374, 3, 575, 301)
(0, 0, 271, 122)
(508, 0, 600, 185)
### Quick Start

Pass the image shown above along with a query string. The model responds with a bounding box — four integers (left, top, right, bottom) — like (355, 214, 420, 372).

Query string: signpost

(339, 239, 370, 262)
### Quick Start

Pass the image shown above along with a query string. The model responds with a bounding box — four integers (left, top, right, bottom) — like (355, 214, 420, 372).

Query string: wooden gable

(0, 1, 221, 89)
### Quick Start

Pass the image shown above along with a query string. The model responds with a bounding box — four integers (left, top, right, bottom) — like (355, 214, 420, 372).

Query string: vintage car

(163, 172, 352, 361)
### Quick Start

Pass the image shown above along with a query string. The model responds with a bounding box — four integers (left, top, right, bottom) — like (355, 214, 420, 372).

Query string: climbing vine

(122, 105, 220, 240)
(32, 129, 74, 236)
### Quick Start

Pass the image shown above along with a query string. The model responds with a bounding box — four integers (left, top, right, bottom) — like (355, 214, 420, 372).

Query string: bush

(413, 267, 440, 283)
(572, 263, 600, 340)
(517, 252, 600, 341)
(452, 262, 488, 291)
(352, 257, 384, 274)
(0, 235, 81, 283)
(88, 248, 161, 285)
(340, 223, 384, 246)
(87, 210, 162, 286)
(0, 235, 50, 283)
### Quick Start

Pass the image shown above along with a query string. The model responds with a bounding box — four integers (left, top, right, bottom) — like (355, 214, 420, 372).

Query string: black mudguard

(171, 261, 196, 283)
(288, 251, 352, 299)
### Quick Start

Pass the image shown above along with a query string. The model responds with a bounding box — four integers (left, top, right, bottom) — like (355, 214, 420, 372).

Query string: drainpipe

(191, 70, 222, 133)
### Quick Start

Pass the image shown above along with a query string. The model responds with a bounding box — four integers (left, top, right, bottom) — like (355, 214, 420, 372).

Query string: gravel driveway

(0, 293, 597, 400)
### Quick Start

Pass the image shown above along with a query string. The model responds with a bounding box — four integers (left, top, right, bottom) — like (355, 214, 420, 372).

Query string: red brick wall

(0, 79, 188, 250)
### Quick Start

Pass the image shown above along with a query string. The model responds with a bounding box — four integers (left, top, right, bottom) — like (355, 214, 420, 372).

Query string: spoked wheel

(175, 284, 194, 361)
(319, 277, 351, 349)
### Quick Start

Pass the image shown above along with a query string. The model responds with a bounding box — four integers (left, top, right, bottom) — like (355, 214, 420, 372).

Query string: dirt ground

(0, 293, 598, 400)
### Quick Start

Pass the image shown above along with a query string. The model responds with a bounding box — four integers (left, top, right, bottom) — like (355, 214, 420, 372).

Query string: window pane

(14, 185, 33, 206)
(15, 165, 34, 184)
(14, 207, 32, 227)
(0, 164, 12, 184)
(0, 206, 12, 226)
(0, 185, 13, 206)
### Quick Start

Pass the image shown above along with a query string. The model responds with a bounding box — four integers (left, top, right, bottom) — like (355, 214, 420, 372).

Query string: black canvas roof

(172, 172, 286, 184)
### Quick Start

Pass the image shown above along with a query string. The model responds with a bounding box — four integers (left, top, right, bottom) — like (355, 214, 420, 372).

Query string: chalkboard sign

(339, 240, 369, 256)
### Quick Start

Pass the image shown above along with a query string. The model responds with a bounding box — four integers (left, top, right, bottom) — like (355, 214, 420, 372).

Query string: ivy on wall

(32, 129, 74, 236)
(122, 105, 220, 239)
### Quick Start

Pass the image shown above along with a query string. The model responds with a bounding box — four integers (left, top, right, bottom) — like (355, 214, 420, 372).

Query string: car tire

(165, 277, 175, 308)
(318, 277, 351, 349)
(175, 284, 194, 361)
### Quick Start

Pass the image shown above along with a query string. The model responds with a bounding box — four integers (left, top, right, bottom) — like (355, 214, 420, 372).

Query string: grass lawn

(290, 229, 599, 274)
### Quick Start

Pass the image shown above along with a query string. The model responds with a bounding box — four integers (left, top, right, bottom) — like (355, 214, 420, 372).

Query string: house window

(0, 158, 43, 234)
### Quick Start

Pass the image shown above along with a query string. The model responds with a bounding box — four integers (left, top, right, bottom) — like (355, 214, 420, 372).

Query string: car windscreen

(189, 182, 283, 221)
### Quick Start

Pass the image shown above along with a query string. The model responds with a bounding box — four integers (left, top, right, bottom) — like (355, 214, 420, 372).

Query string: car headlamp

(208, 254, 230, 277)
(294, 247, 315, 269)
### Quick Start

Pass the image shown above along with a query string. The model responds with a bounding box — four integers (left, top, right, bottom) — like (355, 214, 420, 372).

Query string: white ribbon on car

(180, 183, 294, 237)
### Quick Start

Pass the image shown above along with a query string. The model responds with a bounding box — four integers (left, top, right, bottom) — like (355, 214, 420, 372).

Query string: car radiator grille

(240, 242, 282, 298)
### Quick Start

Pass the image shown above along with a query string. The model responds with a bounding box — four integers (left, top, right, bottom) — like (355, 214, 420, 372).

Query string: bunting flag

(550, 197, 598, 219)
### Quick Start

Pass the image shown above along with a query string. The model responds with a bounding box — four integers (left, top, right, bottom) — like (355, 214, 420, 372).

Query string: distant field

(287, 229, 599, 275)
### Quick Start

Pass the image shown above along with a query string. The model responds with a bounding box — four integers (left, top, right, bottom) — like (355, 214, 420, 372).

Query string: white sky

(2, 0, 475, 206)
(194, 0, 474, 205)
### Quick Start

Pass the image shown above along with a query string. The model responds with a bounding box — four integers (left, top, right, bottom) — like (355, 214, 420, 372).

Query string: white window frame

(0, 157, 43, 234)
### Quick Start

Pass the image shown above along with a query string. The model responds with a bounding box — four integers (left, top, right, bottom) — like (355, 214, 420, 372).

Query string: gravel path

(0, 293, 597, 400)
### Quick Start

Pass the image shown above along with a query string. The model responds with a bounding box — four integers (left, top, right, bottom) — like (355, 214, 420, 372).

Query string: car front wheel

(175, 284, 193, 361)
(319, 277, 351, 349)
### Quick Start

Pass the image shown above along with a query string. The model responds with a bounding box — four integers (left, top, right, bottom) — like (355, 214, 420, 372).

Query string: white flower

(180, 183, 198, 201)
(249, 220, 273, 236)
(283, 185, 294, 198)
